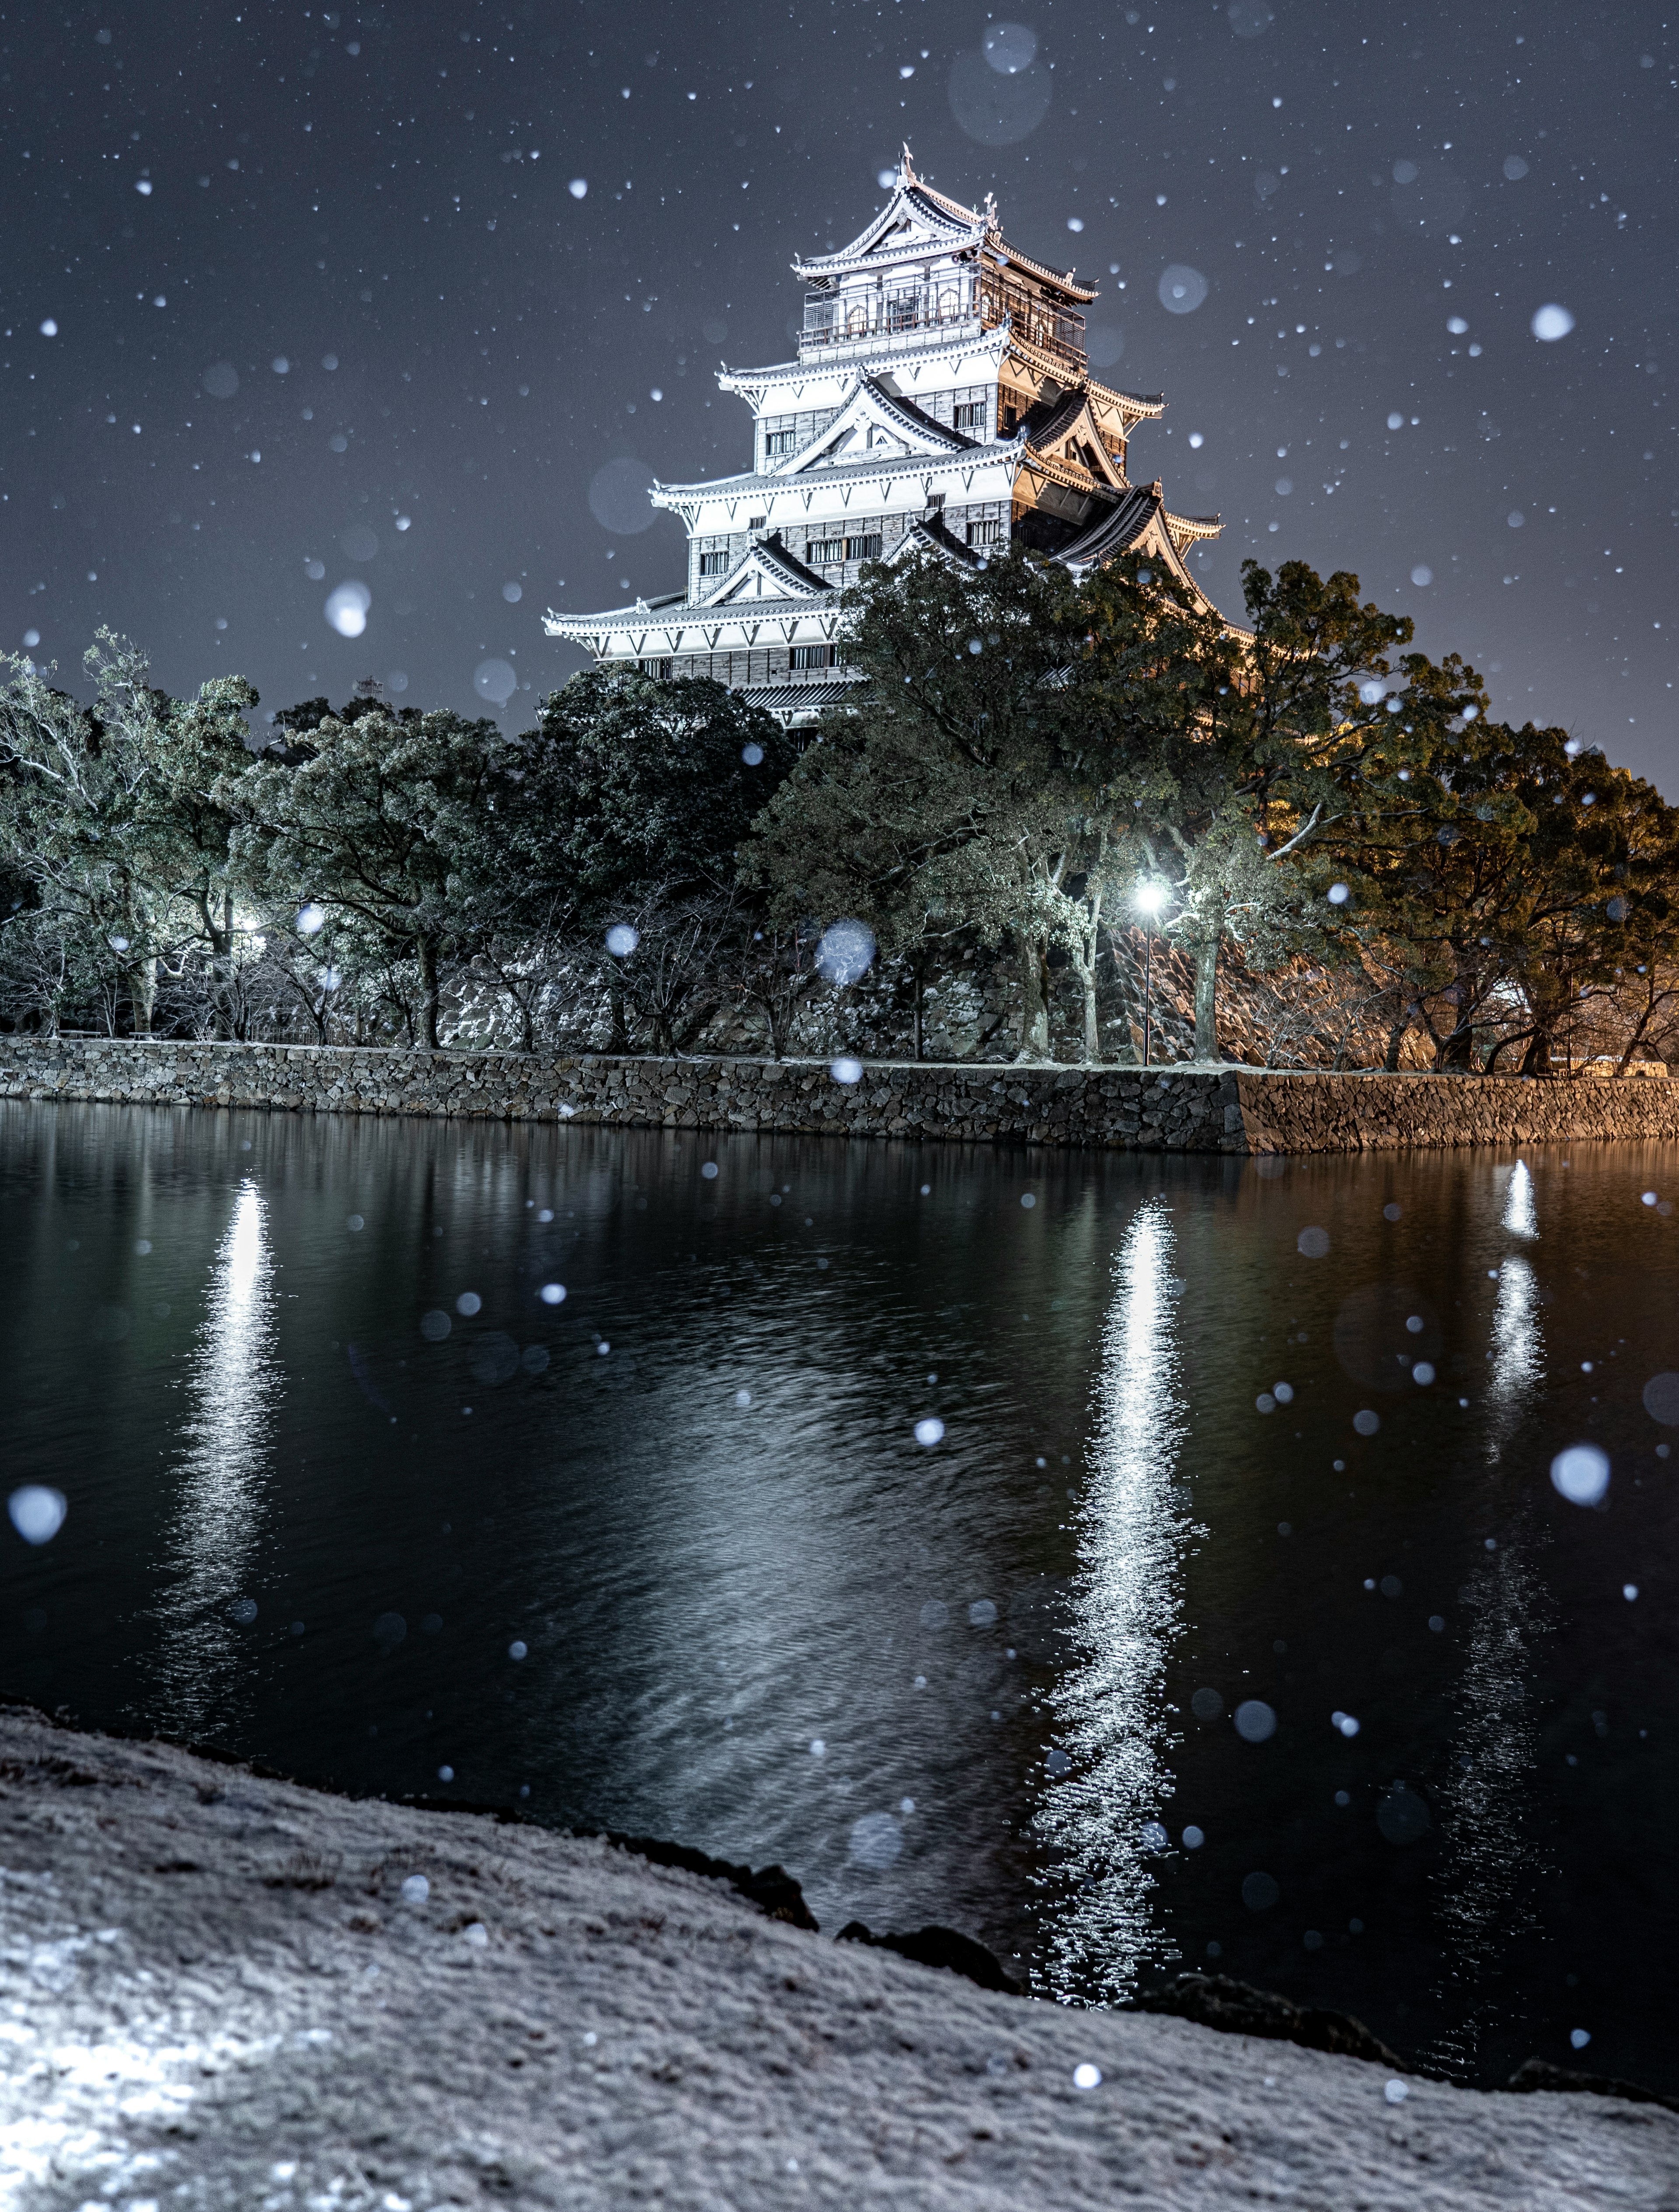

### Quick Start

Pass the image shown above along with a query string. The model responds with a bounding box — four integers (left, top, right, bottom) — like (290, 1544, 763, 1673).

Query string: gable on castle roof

(1055, 481, 1225, 612)
(698, 537, 834, 609)
(767, 376, 974, 476)
(791, 167, 987, 282)
(884, 514, 983, 573)
(1023, 389, 1129, 491)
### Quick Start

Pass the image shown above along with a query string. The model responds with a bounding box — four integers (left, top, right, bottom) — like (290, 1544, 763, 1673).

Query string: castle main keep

(544, 157, 1221, 721)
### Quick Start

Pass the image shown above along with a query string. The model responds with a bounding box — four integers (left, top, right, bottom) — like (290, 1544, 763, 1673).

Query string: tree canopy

(0, 569, 1670, 1079)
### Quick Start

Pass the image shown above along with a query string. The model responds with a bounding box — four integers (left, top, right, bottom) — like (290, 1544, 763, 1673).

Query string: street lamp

(1134, 881, 1168, 1069)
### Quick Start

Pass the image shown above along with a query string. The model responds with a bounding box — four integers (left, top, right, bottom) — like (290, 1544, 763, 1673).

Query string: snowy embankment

(0, 1708, 1670, 2210)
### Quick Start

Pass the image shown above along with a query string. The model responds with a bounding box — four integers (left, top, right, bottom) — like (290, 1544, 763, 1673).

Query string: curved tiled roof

(757, 375, 975, 479)
(862, 379, 978, 451)
(885, 515, 984, 571)
(790, 164, 1097, 304)
(1016, 393, 1127, 498)
(984, 238, 1097, 304)
(1055, 488, 1163, 568)
(1054, 484, 1230, 622)
(1163, 511, 1223, 543)
(792, 177, 986, 281)
(1087, 374, 1167, 421)
(739, 676, 866, 716)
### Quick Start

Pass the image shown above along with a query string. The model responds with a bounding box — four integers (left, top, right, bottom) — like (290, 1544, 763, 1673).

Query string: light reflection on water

(1035, 1199, 1195, 2003)
(1501, 1158, 1539, 1242)
(1428, 1533, 1553, 2076)
(1428, 1163, 1551, 2073)
(151, 1179, 279, 1737)
(1486, 1255, 1544, 1460)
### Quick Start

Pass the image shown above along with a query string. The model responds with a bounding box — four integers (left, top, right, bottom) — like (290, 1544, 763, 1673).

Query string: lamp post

(1134, 881, 1167, 1068)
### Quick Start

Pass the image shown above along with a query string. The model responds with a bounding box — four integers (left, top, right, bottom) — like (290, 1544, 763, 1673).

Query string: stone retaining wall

(3, 1036, 1679, 1153)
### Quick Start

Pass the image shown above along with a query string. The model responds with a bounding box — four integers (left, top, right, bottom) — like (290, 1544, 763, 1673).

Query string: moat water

(2, 1101, 1674, 2091)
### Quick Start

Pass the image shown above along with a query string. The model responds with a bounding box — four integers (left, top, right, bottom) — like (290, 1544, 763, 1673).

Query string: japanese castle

(543, 155, 1221, 722)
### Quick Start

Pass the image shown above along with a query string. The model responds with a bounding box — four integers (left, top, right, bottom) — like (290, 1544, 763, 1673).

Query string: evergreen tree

(224, 704, 506, 1049)
(499, 669, 794, 1052)
(746, 548, 1115, 1062)
(1076, 556, 1485, 1059)
(1331, 723, 1679, 1071)
(0, 632, 256, 1035)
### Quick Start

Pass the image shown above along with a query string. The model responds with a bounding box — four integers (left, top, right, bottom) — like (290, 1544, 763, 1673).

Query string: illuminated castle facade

(543, 156, 1221, 722)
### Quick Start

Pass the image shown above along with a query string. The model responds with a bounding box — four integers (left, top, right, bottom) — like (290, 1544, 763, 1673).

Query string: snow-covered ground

(0, 1707, 1669, 2210)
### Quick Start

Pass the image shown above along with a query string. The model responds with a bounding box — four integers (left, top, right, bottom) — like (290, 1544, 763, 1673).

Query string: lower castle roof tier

(543, 158, 1221, 721)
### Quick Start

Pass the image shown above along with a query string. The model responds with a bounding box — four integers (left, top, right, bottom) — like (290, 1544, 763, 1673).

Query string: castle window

(640, 658, 672, 678)
(966, 519, 1003, 547)
(764, 428, 800, 456)
(791, 644, 834, 670)
(697, 550, 730, 576)
(807, 530, 881, 565)
(954, 400, 987, 432)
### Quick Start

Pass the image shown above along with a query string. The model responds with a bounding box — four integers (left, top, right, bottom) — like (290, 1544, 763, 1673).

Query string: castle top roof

(790, 152, 1097, 305)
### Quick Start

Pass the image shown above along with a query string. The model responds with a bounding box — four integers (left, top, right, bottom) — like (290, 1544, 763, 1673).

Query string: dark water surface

(2, 1102, 1675, 2091)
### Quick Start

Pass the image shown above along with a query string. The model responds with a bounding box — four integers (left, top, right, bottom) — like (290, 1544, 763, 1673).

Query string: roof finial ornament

(982, 189, 999, 232)
(899, 142, 915, 184)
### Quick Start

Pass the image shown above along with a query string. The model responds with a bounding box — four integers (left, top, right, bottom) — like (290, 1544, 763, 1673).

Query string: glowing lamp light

(1135, 881, 1168, 916)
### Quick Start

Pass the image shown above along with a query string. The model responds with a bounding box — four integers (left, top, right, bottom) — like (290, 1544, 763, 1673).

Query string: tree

(746, 548, 1121, 1062)
(505, 670, 791, 911)
(134, 668, 263, 1037)
(224, 705, 506, 1049)
(0, 639, 168, 1032)
(1496, 747, 1679, 1074)
(0, 633, 257, 1035)
(498, 670, 794, 1053)
(1320, 721, 1679, 1073)
(1075, 555, 1487, 1060)
(739, 711, 972, 1059)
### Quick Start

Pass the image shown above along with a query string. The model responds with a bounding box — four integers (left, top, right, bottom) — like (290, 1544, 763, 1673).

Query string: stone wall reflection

(151, 1180, 278, 1736)
(1034, 1198, 1193, 2003)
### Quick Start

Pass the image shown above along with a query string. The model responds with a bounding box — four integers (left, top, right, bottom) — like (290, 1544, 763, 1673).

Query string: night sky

(4, 2, 1676, 782)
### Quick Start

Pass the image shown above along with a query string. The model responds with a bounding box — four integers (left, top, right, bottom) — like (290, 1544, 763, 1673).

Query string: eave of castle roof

(718, 320, 1009, 394)
(1086, 373, 1167, 421)
(651, 438, 1021, 510)
(739, 676, 866, 714)
(542, 543, 838, 639)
